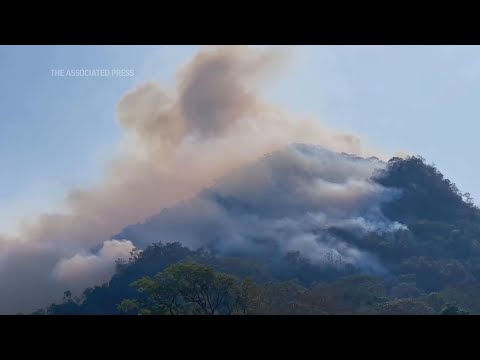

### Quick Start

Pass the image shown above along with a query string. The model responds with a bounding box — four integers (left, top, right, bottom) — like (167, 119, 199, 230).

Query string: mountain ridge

(38, 144, 480, 315)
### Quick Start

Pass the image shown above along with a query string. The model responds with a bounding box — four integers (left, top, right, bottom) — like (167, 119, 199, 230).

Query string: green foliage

(117, 299, 142, 314)
(375, 156, 478, 223)
(39, 156, 480, 315)
(119, 262, 248, 315)
(165, 262, 238, 314)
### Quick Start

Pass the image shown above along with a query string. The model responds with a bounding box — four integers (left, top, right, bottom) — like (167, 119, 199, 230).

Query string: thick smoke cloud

(118, 144, 404, 274)
(52, 239, 135, 293)
(0, 46, 393, 313)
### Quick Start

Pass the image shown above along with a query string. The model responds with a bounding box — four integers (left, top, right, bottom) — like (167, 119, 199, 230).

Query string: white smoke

(118, 145, 405, 274)
(52, 239, 135, 293)
(0, 46, 399, 313)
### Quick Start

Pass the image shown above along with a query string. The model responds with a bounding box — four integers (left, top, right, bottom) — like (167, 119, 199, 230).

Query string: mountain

(38, 144, 480, 315)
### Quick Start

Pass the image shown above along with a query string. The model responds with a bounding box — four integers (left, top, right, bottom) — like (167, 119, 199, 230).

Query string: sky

(0, 45, 479, 235)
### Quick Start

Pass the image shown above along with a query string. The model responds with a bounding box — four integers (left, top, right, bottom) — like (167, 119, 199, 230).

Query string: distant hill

(39, 144, 480, 315)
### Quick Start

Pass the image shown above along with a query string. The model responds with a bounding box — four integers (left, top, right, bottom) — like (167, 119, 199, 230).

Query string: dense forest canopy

(35, 153, 480, 315)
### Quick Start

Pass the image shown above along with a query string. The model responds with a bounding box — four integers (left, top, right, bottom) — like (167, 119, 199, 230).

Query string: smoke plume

(117, 144, 403, 274)
(0, 46, 394, 313)
(52, 239, 135, 293)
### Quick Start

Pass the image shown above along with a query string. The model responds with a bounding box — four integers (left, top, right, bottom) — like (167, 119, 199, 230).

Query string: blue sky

(0, 45, 479, 234)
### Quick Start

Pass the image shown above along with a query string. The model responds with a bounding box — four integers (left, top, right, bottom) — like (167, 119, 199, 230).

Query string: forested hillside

(36, 151, 480, 315)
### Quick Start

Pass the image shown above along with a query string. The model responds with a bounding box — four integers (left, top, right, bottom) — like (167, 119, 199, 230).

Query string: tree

(258, 280, 306, 315)
(166, 262, 238, 315)
(337, 275, 388, 307)
(117, 299, 144, 315)
(234, 277, 267, 314)
(118, 274, 183, 315)
(295, 283, 344, 315)
(119, 262, 241, 315)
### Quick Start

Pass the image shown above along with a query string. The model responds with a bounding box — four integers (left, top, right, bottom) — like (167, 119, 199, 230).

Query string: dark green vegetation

(38, 156, 480, 315)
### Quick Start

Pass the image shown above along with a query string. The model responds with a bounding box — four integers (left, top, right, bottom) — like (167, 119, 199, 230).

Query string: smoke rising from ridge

(52, 239, 135, 292)
(0, 46, 394, 313)
(117, 144, 403, 275)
